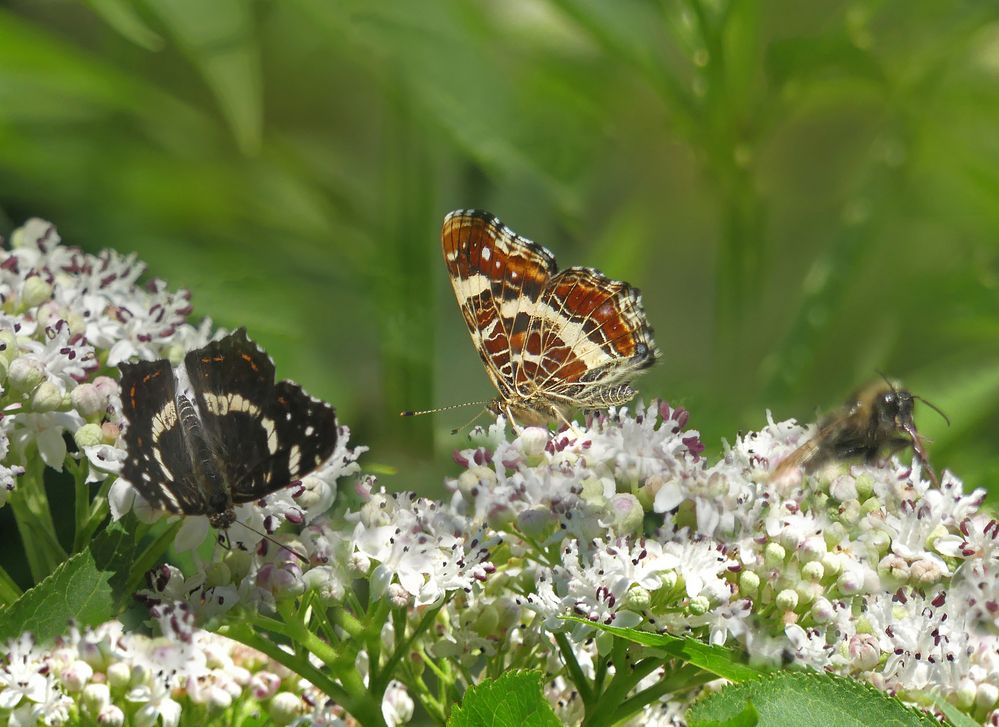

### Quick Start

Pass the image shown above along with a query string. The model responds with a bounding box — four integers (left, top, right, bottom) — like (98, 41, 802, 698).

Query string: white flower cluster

(0, 619, 393, 727)
(444, 404, 998, 724)
(3, 219, 996, 727)
(0, 218, 213, 498)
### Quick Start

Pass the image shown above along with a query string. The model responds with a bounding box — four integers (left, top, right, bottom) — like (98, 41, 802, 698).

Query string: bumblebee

(772, 378, 947, 484)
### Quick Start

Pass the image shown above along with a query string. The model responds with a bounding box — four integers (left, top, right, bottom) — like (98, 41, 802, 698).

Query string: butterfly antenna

(913, 395, 951, 427)
(450, 407, 490, 436)
(231, 520, 309, 565)
(400, 401, 490, 417)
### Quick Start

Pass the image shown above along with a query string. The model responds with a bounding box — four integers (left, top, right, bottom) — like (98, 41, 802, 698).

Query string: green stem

(75, 476, 114, 550)
(271, 600, 387, 726)
(0, 564, 23, 606)
(118, 520, 182, 606)
(374, 601, 444, 694)
(219, 623, 382, 723)
(582, 654, 660, 727)
(72, 461, 90, 553)
(555, 632, 593, 706)
(9, 457, 65, 582)
(366, 594, 391, 688)
(613, 663, 711, 723)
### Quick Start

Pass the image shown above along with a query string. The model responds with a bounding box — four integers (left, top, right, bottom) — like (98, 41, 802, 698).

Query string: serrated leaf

(447, 671, 561, 727)
(562, 617, 763, 682)
(687, 672, 939, 727)
(0, 523, 135, 643)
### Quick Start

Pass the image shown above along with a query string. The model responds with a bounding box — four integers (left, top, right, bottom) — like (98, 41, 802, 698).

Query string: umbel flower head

(1, 217, 997, 727)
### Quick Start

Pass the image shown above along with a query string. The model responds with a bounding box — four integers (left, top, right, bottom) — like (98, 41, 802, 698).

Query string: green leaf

(85, 0, 164, 50)
(0, 522, 134, 643)
(562, 617, 764, 682)
(687, 672, 939, 727)
(145, 0, 262, 153)
(923, 692, 980, 727)
(447, 670, 561, 727)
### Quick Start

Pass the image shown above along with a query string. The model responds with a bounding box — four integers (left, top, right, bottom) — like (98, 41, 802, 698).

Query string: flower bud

(82, 683, 111, 716)
(776, 589, 799, 611)
(811, 597, 835, 623)
(764, 542, 786, 567)
(224, 549, 253, 582)
(106, 661, 131, 689)
(607, 494, 644, 536)
(837, 570, 864, 595)
(657, 569, 678, 591)
(977, 683, 998, 710)
(828, 475, 857, 502)
(799, 536, 827, 562)
(97, 705, 126, 727)
(32, 380, 64, 412)
(954, 679, 977, 709)
(878, 555, 908, 581)
(854, 473, 874, 499)
(71, 383, 106, 418)
(74, 423, 103, 449)
(387, 583, 411, 608)
(269, 692, 302, 725)
(801, 561, 824, 582)
(8, 356, 45, 393)
(738, 570, 760, 596)
(303, 565, 345, 603)
(910, 558, 946, 585)
(20, 276, 52, 308)
(848, 633, 880, 670)
(204, 561, 231, 588)
(821, 552, 843, 577)
(250, 672, 281, 700)
(61, 659, 93, 691)
(823, 522, 848, 548)
(621, 586, 651, 612)
(517, 427, 549, 464)
(687, 595, 710, 616)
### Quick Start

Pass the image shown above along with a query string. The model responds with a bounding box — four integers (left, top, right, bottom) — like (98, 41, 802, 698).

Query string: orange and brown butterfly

(771, 377, 948, 484)
(406, 209, 660, 428)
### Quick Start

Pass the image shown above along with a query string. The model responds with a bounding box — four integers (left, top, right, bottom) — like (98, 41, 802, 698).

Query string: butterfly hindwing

(119, 358, 206, 515)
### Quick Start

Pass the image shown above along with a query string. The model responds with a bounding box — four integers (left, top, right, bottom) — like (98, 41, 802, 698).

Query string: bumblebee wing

(770, 415, 847, 481)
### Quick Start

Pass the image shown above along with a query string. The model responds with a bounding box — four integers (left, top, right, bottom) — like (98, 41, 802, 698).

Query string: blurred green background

(2, 0, 998, 495)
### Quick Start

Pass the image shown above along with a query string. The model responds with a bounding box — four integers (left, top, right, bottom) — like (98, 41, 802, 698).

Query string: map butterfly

(442, 209, 660, 426)
(118, 328, 337, 530)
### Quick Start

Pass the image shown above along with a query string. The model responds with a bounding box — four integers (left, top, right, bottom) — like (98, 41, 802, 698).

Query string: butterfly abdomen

(177, 393, 232, 525)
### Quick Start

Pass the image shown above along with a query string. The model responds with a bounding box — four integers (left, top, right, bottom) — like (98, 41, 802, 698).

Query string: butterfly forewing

(442, 210, 556, 400)
(119, 359, 207, 515)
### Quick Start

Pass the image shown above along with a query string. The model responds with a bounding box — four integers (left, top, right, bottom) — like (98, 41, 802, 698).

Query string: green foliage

(0, 521, 133, 642)
(447, 671, 562, 727)
(687, 672, 940, 727)
(562, 617, 763, 683)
